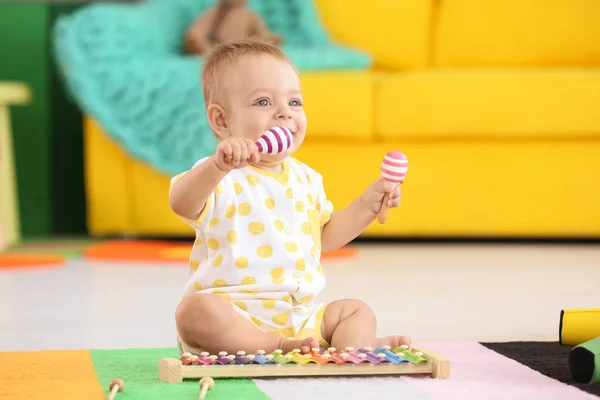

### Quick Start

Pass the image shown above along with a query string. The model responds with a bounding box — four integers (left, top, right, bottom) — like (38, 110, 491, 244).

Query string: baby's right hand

(214, 137, 260, 171)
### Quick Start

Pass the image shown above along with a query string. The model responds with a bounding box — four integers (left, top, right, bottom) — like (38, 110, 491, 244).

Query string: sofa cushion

(315, 0, 433, 69)
(376, 69, 600, 139)
(300, 71, 375, 140)
(434, 0, 600, 67)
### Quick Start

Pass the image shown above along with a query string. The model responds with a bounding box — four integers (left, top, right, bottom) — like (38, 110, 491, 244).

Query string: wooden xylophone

(159, 345, 450, 384)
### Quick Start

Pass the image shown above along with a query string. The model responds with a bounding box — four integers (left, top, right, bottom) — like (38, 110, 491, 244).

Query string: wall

(0, 1, 87, 237)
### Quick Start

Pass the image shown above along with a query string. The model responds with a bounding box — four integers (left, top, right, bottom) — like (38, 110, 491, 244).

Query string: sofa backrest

(314, 0, 434, 70)
(433, 0, 600, 67)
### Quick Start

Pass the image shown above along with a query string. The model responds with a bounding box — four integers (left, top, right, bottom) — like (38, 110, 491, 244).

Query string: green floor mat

(90, 348, 270, 399)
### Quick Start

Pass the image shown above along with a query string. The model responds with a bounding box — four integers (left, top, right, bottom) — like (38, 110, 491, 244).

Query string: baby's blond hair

(202, 39, 292, 106)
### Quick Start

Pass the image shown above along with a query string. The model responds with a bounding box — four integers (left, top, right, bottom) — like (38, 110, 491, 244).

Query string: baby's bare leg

(176, 294, 318, 355)
(321, 299, 411, 350)
(321, 299, 377, 350)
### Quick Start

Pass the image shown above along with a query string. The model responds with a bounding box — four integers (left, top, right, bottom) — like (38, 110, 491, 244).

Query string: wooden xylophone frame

(159, 347, 450, 383)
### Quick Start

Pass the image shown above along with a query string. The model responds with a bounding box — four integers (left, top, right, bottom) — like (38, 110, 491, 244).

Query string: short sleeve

(311, 171, 333, 227)
(169, 157, 216, 232)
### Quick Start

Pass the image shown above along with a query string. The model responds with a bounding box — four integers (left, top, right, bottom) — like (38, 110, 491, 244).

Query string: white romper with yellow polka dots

(171, 157, 333, 353)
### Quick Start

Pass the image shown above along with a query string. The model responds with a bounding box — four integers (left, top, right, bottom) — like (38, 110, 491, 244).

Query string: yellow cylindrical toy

(560, 309, 600, 346)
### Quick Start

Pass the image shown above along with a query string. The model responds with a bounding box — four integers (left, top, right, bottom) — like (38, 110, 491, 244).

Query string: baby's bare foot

(375, 335, 412, 350)
(279, 336, 320, 354)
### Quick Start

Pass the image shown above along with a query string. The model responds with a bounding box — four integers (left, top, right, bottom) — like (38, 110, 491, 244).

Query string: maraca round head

(256, 126, 293, 155)
(381, 150, 408, 184)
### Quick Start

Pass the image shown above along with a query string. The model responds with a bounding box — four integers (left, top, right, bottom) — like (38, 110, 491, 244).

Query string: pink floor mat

(404, 341, 598, 400)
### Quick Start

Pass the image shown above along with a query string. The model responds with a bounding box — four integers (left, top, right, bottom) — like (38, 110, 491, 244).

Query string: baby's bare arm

(320, 197, 375, 252)
(169, 156, 227, 221)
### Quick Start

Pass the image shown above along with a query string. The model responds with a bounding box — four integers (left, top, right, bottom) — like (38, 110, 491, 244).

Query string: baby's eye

(290, 99, 302, 107)
(256, 99, 271, 106)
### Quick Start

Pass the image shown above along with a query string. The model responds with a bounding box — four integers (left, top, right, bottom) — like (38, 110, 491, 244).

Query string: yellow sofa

(84, 0, 600, 238)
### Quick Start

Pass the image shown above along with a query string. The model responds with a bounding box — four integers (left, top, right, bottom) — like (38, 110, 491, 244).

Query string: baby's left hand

(359, 178, 402, 215)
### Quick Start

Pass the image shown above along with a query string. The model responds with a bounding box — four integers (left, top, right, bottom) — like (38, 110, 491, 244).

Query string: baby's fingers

(387, 186, 401, 207)
(219, 141, 233, 161)
(230, 140, 242, 165)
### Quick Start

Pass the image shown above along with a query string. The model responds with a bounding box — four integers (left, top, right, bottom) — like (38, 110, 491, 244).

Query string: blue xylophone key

(374, 347, 405, 364)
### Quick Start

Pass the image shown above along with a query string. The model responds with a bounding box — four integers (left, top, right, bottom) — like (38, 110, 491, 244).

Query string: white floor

(1, 243, 599, 352)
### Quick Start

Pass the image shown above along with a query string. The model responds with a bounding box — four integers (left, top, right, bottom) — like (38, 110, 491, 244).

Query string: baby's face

(221, 54, 307, 164)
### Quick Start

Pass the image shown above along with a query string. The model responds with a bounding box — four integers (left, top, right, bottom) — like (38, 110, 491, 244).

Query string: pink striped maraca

(378, 150, 408, 224)
(256, 126, 293, 155)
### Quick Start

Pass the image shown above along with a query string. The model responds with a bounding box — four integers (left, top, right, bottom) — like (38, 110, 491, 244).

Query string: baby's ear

(207, 103, 229, 139)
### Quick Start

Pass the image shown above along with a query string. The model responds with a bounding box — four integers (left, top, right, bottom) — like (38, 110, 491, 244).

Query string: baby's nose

(276, 110, 293, 120)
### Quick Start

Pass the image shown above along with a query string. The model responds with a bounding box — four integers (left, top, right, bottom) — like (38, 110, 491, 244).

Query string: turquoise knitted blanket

(53, 0, 371, 175)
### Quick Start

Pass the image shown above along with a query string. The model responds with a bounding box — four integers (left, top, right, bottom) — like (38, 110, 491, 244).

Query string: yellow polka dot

(228, 230, 238, 244)
(209, 218, 220, 228)
(273, 312, 289, 326)
(190, 261, 199, 271)
(226, 205, 237, 218)
(285, 242, 298, 253)
(304, 272, 313, 283)
(270, 268, 284, 278)
(234, 183, 242, 195)
(306, 174, 313, 185)
(211, 254, 223, 266)
(235, 257, 248, 269)
(297, 176, 304, 184)
(250, 316, 262, 327)
(307, 193, 314, 205)
(234, 301, 248, 311)
(274, 220, 284, 231)
(215, 183, 223, 194)
(295, 258, 305, 271)
(282, 295, 292, 303)
(318, 264, 324, 276)
(214, 279, 228, 287)
(247, 174, 260, 185)
(262, 299, 276, 309)
(286, 188, 294, 198)
(276, 327, 296, 338)
(212, 290, 231, 300)
(311, 247, 317, 258)
(257, 245, 273, 259)
(194, 282, 202, 290)
(271, 268, 285, 285)
(207, 239, 219, 250)
(248, 221, 265, 235)
(194, 238, 202, 247)
(240, 290, 259, 295)
(295, 201, 305, 212)
(299, 294, 313, 304)
(238, 203, 251, 216)
(264, 198, 275, 210)
(301, 222, 311, 235)
(242, 276, 256, 285)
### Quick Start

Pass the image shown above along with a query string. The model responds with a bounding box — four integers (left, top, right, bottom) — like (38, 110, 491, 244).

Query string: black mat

(481, 341, 600, 397)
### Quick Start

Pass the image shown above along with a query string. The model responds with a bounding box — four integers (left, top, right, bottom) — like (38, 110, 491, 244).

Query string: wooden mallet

(198, 377, 215, 400)
(378, 150, 408, 224)
(107, 378, 124, 400)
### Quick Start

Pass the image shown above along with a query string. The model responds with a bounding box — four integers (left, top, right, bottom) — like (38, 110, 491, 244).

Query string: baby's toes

(300, 337, 320, 353)
(391, 335, 412, 349)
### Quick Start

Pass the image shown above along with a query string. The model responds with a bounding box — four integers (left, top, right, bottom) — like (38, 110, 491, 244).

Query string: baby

(169, 39, 410, 356)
